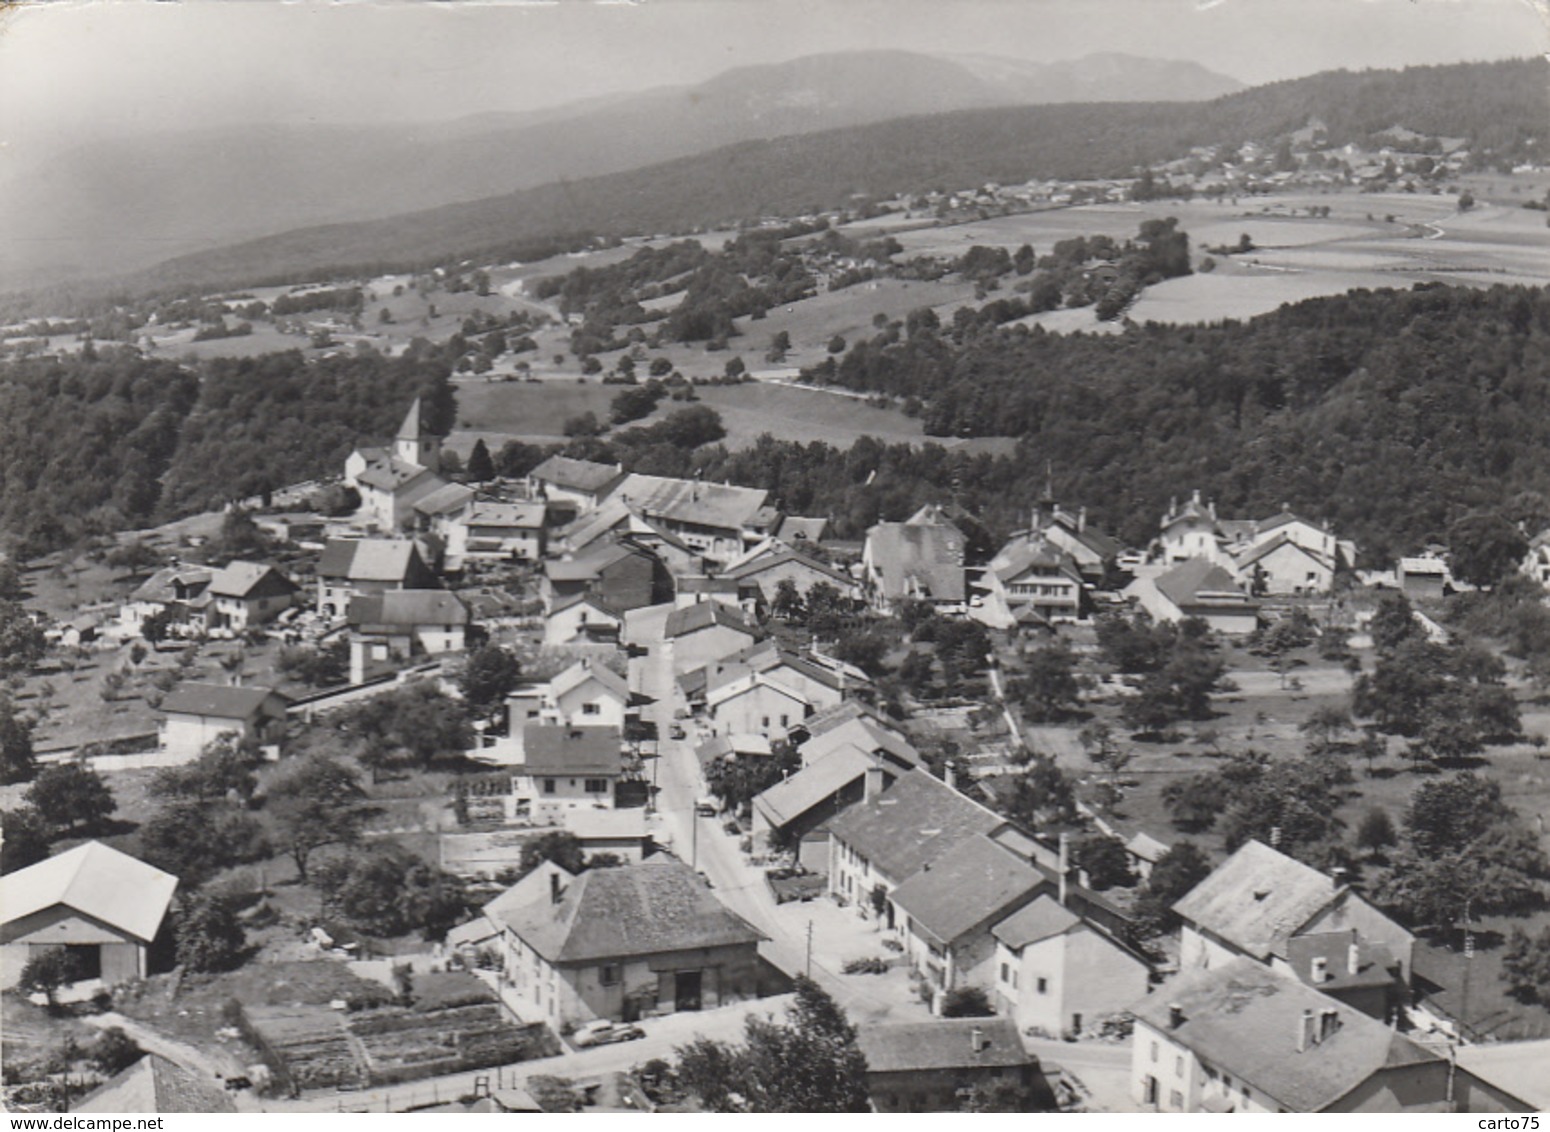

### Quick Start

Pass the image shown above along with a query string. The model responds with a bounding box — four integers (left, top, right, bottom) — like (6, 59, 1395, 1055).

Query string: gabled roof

(1046, 508, 1124, 560)
(529, 454, 626, 496)
(413, 482, 477, 517)
(348, 589, 468, 629)
(1235, 532, 1330, 570)
(544, 539, 643, 582)
(466, 501, 547, 529)
(159, 681, 286, 721)
(1, 841, 177, 943)
(706, 671, 812, 712)
(866, 520, 966, 603)
(722, 545, 852, 588)
(664, 600, 761, 641)
(989, 534, 1083, 586)
(695, 733, 773, 767)
(554, 496, 634, 555)
(128, 566, 211, 604)
(547, 591, 623, 620)
(486, 859, 765, 965)
(519, 724, 622, 776)
(1125, 831, 1171, 863)
(799, 716, 920, 770)
(317, 538, 436, 584)
(206, 560, 297, 600)
(73, 1055, 236, 1114)
(826, 770, 1006, 884)
(1256, 509, 1332, 539)
(549, 659, 628, 704)
(613, 474, 769, 532)
(992, 892, 1082, 949)
(857, 1018, 1034, 1074)
(752, 746, 876, 830)
(801, 699, 898, 740)
(1129, 958, 1442, 1112)
(1172, 840, 1344, 962)
(356, 456, 441, 494)
(1155, 558, 1257, 612)
(775, 515, 828, 543)
(889, 834, 1049, 947)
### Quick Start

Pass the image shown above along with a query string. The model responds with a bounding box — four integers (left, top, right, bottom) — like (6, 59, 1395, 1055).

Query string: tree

(766, 331, 791, 363)
(0, 698, 36, 784)
(495, 440, 545, 478)
(276, 639, 349, 688)
(0, 601, 46, 676)
(1368, 592, 1421, 653)
(458, 644, 522, 717)
(563, 411, 603, 437)
(724, 356, 746, 380)
(0, 806, 52, 873)
(466, 438, 495, 483)
(827, 335, 847, 354)
(137, 799, 269, 888)
(1448, 511, 1527, 589)
(150, 735, 261, 802)
(1016, 641, 1081, 722)
(263, 754, 368, 883)
(341, 683, 473, 772)
(520, 830, 587, 876)
(1001, 757, 1080, 830)
(674, 977, 869, 1112)
(19, 947, 93, 1011)
(1122, 643, 1224, 733)
(770, 578, 805, 622)
(90, 1027, 145, 1075)
(1131, 841, 1211, 939)
(175, 891, 247, 972)
(1162, 773, 1220, 832)
(1300, 704, 1352, 752)
(1074, 834, 1134, 890)
(940, 985, 995, 1017)
(1501, 925, 1550, 1004)
(1355, 806, 1396, 858)
(26, 763, 116, 834)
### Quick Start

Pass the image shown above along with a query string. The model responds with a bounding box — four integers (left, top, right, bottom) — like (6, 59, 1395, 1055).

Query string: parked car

(695, 797, 718, 817)
(572, 1020, 646, 1048)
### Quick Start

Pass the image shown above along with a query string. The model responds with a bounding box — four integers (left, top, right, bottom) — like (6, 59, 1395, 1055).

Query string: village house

(1030, 499, 1124, 583)
(664, 600, 764, 675)
(1521, 529, 1550, 586)
(251, 512, 326, 548)
(974, 532, 1085, 630)
(346, 589, 469, 683)
(509, 723, 623, 817)
(1125, 831, 1171, 883)
(750, 754, 894, 870)
(1227, 507, 1348, 595)
(611, 473, 774, 564)
(117, 564, 210, 639)
(542, 659, 630, 729)
(482, 859, 768, 1026)
(991, 893, 1152, 1038)
(1129, 958, 1458, 1112)
(1397, 555, 1450, 600)
(543, 593, 624, 646)
(1156, 492, 1234, 567)
(857, 1018, 1054, 1113)
(680, 639, 858, 718)
(1124, 558, 1260, 635)
(1, 841, 178, 990)
(1173, 840, 1414, 1021)
(411, 482, 477, 548)
(526, 454, 626, 519)
(543, 538, 670, 615)
(158, 682, 289, 762)
(73, 1055, 237, 1115)
(454, 500, 547, 562)
(345, 398, 452, 533)
(862, 507, 967, 613)
(316, 538, 439, 618)
(201, 560, 299, 634)
(705, 672, 814, 739)
(719, 541, 859, 609)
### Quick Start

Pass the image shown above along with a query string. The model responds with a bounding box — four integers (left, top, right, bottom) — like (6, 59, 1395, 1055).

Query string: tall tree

(0, 698, 36, 785)
(25, 763, 116, 835)
(175, 891, 247, 973)
(458, 644, 522, 717)
(1447, 511, 1528, 589)
(263, 753, 368, 883)
(466, 438, 495, 483)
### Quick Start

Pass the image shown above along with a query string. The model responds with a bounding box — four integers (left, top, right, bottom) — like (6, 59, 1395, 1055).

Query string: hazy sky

(0, 0, 1543, 167)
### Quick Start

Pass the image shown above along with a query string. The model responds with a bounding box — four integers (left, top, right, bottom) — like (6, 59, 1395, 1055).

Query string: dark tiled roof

(1154, 558, 1256, 612)
(160, 682, 285, 720)
(1130, 958, 1442, 1112)
(348, 590, 468, 628)
(866, 521, 966, 603)
(722, 547, 851, 587)
(530, 455, 626, 495)
(992, 893, 1082, 950)
(207, 560, 297, 600)
(129, 566, 211, 604)
(74, 1055, 236, 1114)
(827, 770, 1005, 884)
(752, 746, 875, 829)
(1173, 840, 1346, 962)
(519, 724, 622, 776)
(989, 535, 1083, 586)
(493, 859, 765, 965)
(889, 834, 1049, 947)
(614, 474, 768, 532)
(664, 600, 761, 640)
(858, 1018, 1032, 1074)
(317, 538, 435, 584)
(413, 482, 476, 517)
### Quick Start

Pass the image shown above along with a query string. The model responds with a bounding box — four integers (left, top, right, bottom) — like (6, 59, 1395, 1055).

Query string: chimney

(1296, 1008, 1314, 1053)
(549, 871, 562, 905)
(1168, 1003, 1184, 1030)
(1270, 825, 1282, 849)
(864, 763, 887, 799)
(1319, 1008, 1340, 1042)
(1331, 866, 1347, 891)
(944, 762, 957, 791)
(1058, 832, 1070, 907)
(1078, 506, 1087, 533)
(970, 1026, 987, 1053)
(1311, 956, 1328, 984)
(1348, 929, 1361, 977)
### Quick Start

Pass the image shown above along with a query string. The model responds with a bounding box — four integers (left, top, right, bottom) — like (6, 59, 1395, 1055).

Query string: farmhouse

(543, 538, 669, 614)
(976, 532, 1084, 629)
(510, 723, 623, 815)
(1156, 492, 1233, 567)
(526, 455, 626, 518)
(664, 600, 764, 674)
(201, 560, 299, 634)
(1, 841, 177, 989)
(158, 682, 289, 762)
(1124, 558, 1259, 635)
(411, 482, 477, 546)
(1030, 499, 1124, 583)
(862, 509, 967, 613)
(705, 672, 813, 739)
(543, 659, 630, 729)
(118, 565, 210, 639)
(316, 538, 439, 618)
(346, 589, 469, 683)
(455, 501, 547, 562)
(483, 859, 767, 1026)
(857, 1019, 1053, 1113)
(543, 592, 624, 646)
(719, 541, 858, 607)
(1129, 958, 1452, 1112)
(612, 473, 773, 564)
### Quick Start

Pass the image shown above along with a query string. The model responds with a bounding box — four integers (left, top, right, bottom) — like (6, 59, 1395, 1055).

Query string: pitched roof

(707, 671, 812, 712)
(466, 501, 546, 529)
(1, 841, 177, 943)
(544, 539, 642, 582)
(487, 859, 765, 965)
(529, 454, 626, 495)
(695, 733, 773, 767)
(1154, 558, 1257, 612)
(413, 482, 477, 517)
(866, 521, 966, 602)
(1172, 840, 1344, 962)
(752, 746, 875, 830)
(1455, 1040, 1550, 1112)
(317, 538, 434, 584)
(1235, 532, 1330, 570)
(799, 716, 920, 770)
(1130, 958, 1442, 1112)
(775, 515, 828, 543)
(722, 546, 852, 588)
(664, 600, 761, 640)
(348, 589, 468, 629)
(547, 591, 623, 620)
(397, 396, 434, 441)
(613, 473, 768, 532)
(826, 770, 1006, 884)
(857, 1018, 1033, 1074)
(128, 565, 211, 604)
(1126, 831, 1171, 863)
(159, 681, 286, 721)
(549, 659, 628, 704)
(356, 456, 440, 493)
(206, 560, 297, 600)
(992, 893, 1084, 949)
(519, 724, 622, 776)
(801, 699, 898, 740)
(989, 535, 1083, 586)
(889, 834, 1049, 947)
(73, 1055, 236, 1114)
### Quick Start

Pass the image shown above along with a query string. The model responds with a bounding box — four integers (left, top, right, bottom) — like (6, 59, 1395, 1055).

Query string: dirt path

(85, 1011, 263, 1111)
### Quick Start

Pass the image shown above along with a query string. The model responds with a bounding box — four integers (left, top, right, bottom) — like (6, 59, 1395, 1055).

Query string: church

(344, 398, 452, 533)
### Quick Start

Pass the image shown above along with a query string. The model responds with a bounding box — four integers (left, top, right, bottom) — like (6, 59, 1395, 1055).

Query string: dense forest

(0, 347, 455, 555)
(5, 58, 1539, 314)
(6, 284, 1550, 566)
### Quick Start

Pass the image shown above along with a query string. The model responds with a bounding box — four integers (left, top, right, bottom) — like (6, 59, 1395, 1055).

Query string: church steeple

(393, 397, 441, 472)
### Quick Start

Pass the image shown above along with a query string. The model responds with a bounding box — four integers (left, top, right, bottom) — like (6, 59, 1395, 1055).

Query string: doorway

(674, 969, 703, 1012)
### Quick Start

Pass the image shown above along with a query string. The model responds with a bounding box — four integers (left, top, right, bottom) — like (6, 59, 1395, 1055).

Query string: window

(582, 702, 600, 715)
(1036, 977, 1048, 994)
(543, 778, 557, 795)
(1169, 1090, 1183, 1110)
(1142, 1076, 1158, 1106)
(1150, 1042, 1159, 1063)
(1223, 1075, 1232, 1090)
(1175, 1056, 1184, 1078)
(584, 778, 609, 794)
(1000, 962, 1010, 983)
(1242, 1087, 1251, 1104)
(600, 964, 619, 986)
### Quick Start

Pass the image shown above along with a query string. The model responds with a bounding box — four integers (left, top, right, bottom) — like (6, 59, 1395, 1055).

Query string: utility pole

(691, 806, 698, 870)
(806, 920, 814, 978)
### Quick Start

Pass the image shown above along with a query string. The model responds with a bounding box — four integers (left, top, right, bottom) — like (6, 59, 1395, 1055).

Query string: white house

(1124, 558, 1260, 635)
(454, 501, 547, 562)
(543, 593, 624, 646)
(157, 682, 289, 762)
(706, 672, 814, 739)
(544, 660, 630, 729)
(509, 724, 623, 819)
(201, 561, 299, 634)
(346, 398, 452, 533)
(346, 589, 469, 683)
